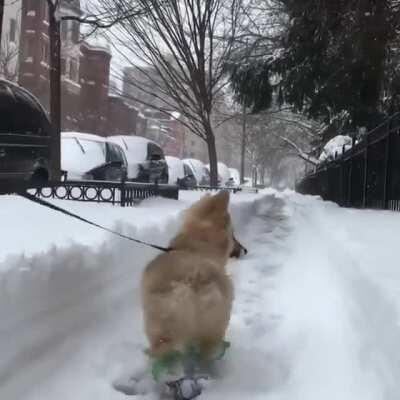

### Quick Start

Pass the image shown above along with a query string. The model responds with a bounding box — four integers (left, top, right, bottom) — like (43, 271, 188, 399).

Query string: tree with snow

(228, 0, 400, 135)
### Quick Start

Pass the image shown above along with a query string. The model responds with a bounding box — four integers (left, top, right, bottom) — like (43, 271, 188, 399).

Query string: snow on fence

(296, 112, 400, 211)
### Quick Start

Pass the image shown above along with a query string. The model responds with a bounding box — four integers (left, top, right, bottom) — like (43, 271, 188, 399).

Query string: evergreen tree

(229, 0, 398, 131)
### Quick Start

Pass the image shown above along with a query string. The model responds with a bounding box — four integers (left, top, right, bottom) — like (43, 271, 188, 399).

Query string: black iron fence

(0, 179, 179, 205)
(296, 113, 400, 211)
(0, 179, 257, 206)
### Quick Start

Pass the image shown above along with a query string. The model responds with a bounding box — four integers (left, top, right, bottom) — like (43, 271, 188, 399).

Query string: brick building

(78, 38, 111, 134)
(0, 0, 138, 137)
(107, 95, 138, 135)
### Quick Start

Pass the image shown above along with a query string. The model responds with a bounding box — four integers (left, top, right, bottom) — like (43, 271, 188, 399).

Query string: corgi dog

(141, 191, 236, 361)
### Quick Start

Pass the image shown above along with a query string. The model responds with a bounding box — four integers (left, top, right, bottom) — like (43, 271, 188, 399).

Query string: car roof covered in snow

(62, 131, 108, 143)
(107, 135, 162, 162)
(183, 158, 206, 168)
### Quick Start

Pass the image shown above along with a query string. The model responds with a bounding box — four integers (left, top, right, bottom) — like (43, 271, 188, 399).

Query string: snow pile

(2, 190, 400, 399)
(319, 135, 353, 162)
(0, 190, 262, 399)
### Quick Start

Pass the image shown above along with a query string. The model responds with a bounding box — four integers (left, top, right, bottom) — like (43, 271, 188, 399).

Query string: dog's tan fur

(141, 191, 234, 360)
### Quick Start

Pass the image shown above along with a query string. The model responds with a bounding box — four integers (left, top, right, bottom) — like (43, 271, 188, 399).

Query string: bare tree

(214, 105, 322, 186)
(96, 0, 245, 185)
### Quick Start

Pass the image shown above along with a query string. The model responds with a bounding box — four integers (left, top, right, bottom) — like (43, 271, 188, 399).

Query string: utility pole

(48, 0, 61, 180)
(240, 102, 246, 184)
(240, 38, 249, 185)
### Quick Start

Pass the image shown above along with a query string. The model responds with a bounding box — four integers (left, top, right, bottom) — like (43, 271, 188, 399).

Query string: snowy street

(1, 191, 400, 399)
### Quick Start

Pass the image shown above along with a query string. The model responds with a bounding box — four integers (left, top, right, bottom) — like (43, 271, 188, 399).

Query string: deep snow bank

(0, 190, 262, 399)
(3, 190, 400, 400)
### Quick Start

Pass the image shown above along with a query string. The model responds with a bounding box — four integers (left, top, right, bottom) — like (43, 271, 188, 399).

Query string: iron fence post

(347, 136, 356, 207)
(154, 179, 159, 197)
(362, 135, 369, 208)
(383, 118, 392, 209)
(120, 175, 126, 207)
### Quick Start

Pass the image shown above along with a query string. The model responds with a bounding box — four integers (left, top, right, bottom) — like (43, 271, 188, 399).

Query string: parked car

(206, 162, 231, 186)
(166, 156, 197, 188)
(61, 132, 127, 181)
(182, 162, 198, 188)
(0, 79, 51, 183)
(183, 158, 210, 186)
(107, 135, 168, 183)
(228, 168, 240, 186)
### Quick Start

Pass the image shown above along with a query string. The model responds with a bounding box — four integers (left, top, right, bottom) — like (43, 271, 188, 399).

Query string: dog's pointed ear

(213, 190, 230, 211)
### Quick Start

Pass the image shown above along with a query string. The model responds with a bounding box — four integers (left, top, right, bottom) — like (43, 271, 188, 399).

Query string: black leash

(19, 191, 172, 253)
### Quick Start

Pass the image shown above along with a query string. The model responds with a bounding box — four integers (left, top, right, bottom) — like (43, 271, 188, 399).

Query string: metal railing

(0, 179, 179, 205)
(296, 113, 400, 210)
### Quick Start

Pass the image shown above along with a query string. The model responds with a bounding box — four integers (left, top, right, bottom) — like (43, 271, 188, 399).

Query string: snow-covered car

(228, 168, 240, 186)
(183, 158, 210, 186)
(61, 132, 127, 181)
(206, 162, 231, 186)
(165, 156, 196, 188)
(166, 156, 183, 185)
(0, 79, 51, 184)
(107, 135, 168, 183)
(242, 177, 253, 187)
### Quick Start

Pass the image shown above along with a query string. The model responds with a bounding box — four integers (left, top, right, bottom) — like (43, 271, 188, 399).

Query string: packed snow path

(1, 191, 400, 399)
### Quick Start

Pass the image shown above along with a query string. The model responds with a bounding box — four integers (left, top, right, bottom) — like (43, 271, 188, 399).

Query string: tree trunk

(260, 166, 265, 185)
(240, 103, 246, 184)
(48, 5, 61, 180)
(205, 124, 218, 187)
(0, 0, 4, 45)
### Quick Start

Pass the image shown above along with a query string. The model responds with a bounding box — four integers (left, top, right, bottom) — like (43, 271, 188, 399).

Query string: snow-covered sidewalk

(1, 190, 400, 399)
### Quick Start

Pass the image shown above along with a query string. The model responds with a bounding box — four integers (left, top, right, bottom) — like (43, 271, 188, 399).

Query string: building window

(61, 58, 67, 75)
(61, 20, 68, 41)
(26, 0, 35, 12)
(9, 19, 16, 42)
(42, 1, 49, 22)
(71, 21, 80, 43)
(24, 36, 35, 59)
(69, 59, 78, 81)
(41, 41, 49, 64)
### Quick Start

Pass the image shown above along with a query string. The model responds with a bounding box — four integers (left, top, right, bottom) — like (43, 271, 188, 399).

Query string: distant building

(123, 65, 172, 111)
(143, 109, 186, 158)
(0, 0, 140, 136)
(78, 38, 111, 134)
(182, 130, 208, 163)
(107, 95, 138, 135)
